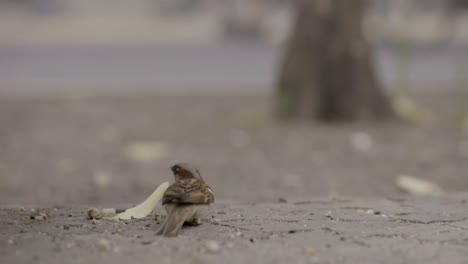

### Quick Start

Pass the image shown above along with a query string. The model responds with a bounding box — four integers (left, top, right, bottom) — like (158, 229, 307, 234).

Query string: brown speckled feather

(162, 178, 214, 205)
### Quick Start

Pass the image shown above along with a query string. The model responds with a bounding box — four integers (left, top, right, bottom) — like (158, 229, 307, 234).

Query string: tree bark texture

(276, 0, 394, 121)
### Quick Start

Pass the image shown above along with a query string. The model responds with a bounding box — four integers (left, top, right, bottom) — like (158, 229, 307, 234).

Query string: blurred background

(0, 0, 467, 206)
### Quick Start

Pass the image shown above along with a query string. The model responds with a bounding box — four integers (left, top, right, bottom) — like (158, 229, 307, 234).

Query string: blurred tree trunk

(276, 0, 394, 121)
(451, 0, 468, 10)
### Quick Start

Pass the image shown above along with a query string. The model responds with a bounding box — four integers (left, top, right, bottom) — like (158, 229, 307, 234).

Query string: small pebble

(235, 231, 242, 237)
(151, 211, 160, 220)
(102, 208, 116, 217)
(87, 208, 103, 220)
(278, 197, 288, 203)
(325, 211, 333, 219)
(366, 209, 374, 215)
(205, 240, 221, 253)
(96, 238, 112, 252)
(63, 225, 70, 230)
(303, 246, 316, 255)
(8, 239, 14, 245)
(112, 228, 121, 235)
(288, 230, 296, 234)
(249, 238, 255, 243)
(33, 215, 45, 221)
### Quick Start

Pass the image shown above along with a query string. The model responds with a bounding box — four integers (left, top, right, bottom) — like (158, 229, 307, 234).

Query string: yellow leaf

(110, 182, 169, 220)
(395, 175, 443, 195)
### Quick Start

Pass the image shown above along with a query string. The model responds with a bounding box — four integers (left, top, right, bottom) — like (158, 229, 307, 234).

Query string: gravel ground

(1, 91, 468, 263)
(0, 92, 467, 206)
(1, 194, 468, 264)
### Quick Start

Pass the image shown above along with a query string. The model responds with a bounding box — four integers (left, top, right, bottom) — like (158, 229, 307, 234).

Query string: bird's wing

(162, 178, 214, 205)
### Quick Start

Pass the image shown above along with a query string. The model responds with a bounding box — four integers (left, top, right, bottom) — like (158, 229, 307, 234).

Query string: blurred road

(0, 43, 465, 97)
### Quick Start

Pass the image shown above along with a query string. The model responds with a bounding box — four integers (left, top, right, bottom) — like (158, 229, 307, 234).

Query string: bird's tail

(157, 205, 193, 237)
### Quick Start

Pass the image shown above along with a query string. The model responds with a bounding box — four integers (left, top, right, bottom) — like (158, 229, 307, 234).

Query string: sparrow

(157, 163, 214, 237)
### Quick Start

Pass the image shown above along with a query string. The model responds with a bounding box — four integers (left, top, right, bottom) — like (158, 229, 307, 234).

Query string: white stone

(205, 240, 221, 253)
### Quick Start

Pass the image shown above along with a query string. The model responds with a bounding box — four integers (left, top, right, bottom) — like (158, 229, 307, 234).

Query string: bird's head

(170, 163, 204, 182)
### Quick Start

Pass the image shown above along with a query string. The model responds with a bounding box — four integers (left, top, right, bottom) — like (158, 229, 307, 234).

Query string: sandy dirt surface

(2, 194, 468, 264)
(0, 92, 467, 263)
(0, 93, 467, 206)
